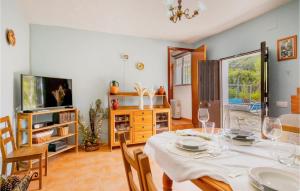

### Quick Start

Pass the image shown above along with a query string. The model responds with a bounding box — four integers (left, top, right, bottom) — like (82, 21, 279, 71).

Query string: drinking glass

(262, 117, 282, 156)
(204, 121, 215, 135)
(198, 108, 209, 129)
(277, 143, 297, 166)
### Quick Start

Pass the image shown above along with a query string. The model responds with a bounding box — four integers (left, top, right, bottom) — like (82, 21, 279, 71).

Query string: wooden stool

(0, 116, 48, 190)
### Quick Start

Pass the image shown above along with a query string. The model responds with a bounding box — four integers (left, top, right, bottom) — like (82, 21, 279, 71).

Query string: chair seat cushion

(6, 145, 47, 160)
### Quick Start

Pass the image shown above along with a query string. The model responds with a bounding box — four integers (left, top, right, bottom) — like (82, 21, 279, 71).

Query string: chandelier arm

(183, 8, 193, 19)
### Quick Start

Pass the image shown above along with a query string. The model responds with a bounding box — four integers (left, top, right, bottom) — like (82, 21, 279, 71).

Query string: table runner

(144, 131, 300, 191)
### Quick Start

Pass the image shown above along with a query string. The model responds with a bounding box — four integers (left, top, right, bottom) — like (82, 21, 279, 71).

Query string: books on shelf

(53, 111, 75, 123)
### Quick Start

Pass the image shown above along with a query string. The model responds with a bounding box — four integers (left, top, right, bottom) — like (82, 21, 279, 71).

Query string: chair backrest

(137, 154, 157, 191)
(0, 116, 17, 160)
(119, 133, 144, 191)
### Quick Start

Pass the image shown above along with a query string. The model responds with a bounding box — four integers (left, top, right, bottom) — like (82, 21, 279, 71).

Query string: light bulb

(167, 10, 173, 17)
(164, 0, 175, 7)
(198, 1, 207, 11)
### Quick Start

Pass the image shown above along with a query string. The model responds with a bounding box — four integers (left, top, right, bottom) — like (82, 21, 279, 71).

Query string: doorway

(221, 51, 262, 132)
(168, 47, 194, 130)
(167, 46, 207, 129)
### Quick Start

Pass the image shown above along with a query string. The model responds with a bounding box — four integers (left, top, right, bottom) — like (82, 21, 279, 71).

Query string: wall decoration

(6, 29, 16, 46)
(277, 35, 297, 61)
(136, 62, 145, 70)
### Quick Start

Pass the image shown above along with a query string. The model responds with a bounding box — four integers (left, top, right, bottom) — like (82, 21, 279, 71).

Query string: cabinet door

(154, 110, 170, 134)
(112, 112, 133, 146)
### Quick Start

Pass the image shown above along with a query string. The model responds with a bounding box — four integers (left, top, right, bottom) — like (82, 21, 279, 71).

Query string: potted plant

(79, 99, 108, 152)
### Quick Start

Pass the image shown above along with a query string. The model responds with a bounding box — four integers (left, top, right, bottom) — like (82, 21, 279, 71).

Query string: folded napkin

(175, 129, 212, 140)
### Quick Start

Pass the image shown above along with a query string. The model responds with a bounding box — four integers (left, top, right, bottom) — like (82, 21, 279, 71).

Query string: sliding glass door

(221, 51, 263, 132)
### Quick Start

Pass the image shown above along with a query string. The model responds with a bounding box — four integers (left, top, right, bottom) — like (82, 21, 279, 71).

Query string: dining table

(144, 129, 300, 191)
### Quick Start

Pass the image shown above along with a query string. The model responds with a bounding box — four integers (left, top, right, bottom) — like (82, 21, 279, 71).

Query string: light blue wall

(0, 0, 30, 174)
(30, 25, 191, 142)
(1, 0, 30, 117)
(194, 0, 299, 117)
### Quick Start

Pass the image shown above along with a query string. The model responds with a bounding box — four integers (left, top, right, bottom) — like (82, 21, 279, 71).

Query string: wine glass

(198, 108, 209, 130)
(262, 117, 282, 156)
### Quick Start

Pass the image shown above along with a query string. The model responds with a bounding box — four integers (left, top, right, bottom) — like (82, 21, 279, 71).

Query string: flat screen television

(21, 75, 73, 111)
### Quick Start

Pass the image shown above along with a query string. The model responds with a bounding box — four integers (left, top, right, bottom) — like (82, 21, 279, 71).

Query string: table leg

(45, 149, 48, 176)
(39, 155, 43, 190)
(163, 173, 173, 191)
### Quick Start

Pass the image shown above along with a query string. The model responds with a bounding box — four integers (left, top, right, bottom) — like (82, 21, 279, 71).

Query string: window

(173, 53, 191, 86)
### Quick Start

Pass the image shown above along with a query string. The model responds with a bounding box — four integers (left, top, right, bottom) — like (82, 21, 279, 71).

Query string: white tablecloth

(144, 131, 300, 191)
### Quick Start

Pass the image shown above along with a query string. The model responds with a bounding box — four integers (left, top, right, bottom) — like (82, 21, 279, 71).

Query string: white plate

(176, 137, 207, 149)
(175, 143, 207, 152)
(249, 167, 300, 191)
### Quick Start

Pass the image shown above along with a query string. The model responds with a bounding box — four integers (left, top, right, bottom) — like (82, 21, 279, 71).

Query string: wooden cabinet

(108, 92, 171, 150)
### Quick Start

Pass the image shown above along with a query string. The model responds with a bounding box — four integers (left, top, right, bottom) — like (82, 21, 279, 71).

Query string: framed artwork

(277, 35, 297, 61)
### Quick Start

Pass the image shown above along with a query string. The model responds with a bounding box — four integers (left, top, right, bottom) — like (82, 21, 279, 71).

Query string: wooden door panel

(261, 41, 269, 118)
(198, 60, 221, 129)
(192, 45, 207, 127)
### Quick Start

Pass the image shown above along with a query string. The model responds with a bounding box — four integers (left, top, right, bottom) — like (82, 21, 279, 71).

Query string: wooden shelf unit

(48, 145, 76, 157)
(108, 92, 171, 150)
(17, 108, 79, 159)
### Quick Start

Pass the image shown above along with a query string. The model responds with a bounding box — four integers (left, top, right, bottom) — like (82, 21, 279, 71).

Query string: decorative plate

(136, 63, 144, 70)
(6, 29, 16, 46)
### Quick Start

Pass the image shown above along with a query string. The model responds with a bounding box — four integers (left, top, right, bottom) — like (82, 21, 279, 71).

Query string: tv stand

(17, 108, 78, 166)
(23, 110, 33, 113)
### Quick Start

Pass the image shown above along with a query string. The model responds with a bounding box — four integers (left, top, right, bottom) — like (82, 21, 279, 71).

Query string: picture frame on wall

(277, 35, 297, 61)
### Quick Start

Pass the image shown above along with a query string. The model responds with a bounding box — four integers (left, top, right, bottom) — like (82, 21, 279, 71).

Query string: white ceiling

(18, 0, 290, 43)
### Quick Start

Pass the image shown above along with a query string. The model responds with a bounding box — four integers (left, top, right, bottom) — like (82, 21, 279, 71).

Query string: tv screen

(21, 75, 73, 111)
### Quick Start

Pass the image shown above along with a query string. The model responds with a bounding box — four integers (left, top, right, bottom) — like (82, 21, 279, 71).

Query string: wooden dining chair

(0, 116, 48, 190)
(137, 154, 158, 191)
(119, 133, 144, 191)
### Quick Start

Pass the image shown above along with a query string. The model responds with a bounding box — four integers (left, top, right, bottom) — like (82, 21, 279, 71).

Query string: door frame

(167, 47, 194, 103)
(219, 48, 265, 129)
(191, 45, 207, 127)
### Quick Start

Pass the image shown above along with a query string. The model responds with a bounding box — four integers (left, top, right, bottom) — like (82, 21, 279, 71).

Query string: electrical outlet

(276, 101, 288, 108)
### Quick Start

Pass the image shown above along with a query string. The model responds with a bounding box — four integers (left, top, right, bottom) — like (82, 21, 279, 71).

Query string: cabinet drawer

(134, 115, 153, 124)
(135, 124, 153, 132)
(133, 110, 152, 116)
(134, 131, 152, 143)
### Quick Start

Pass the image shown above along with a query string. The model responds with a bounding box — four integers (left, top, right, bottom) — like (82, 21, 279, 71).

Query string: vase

(158, 86, 165, 95)
(139, 95, 144, 110)
(111, 99, 119, 110)
(149, 97, 153, 109)
(110, 80, 119, 94)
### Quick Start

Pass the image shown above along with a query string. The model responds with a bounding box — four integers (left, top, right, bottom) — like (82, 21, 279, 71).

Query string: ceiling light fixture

(165, 0, 206, 23)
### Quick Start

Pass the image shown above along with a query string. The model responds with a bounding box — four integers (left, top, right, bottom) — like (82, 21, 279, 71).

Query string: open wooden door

(191, 45, 207, 127)
(198, 60, 221, 128)
(261, 41, 269, 119)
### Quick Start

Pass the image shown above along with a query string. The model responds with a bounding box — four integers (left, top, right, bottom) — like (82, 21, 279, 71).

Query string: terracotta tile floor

(29, 146, 200, 191)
